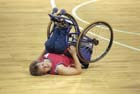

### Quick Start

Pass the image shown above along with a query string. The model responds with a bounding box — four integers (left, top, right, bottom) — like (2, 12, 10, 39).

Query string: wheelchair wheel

(77, 21, 113, 64)
(47, 13, 79, 40)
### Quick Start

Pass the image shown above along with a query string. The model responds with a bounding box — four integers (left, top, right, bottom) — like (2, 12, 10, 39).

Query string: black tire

(77, 21, 113, 64)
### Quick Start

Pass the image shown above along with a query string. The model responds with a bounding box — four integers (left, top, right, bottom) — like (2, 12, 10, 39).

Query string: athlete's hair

(29, 61, 44, 76)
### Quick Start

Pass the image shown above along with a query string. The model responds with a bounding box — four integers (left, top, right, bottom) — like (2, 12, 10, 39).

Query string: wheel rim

(77, 21, 113, 63)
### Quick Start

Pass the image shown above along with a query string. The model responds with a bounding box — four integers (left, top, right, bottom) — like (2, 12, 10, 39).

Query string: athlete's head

(29, 60, 52, 76)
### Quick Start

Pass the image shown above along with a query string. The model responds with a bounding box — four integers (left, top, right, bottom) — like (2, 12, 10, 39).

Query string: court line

(50, 0, 56, 8)
(79, 27, 140, 52)
(71, 0, 140, 52)
(50, 0, 140, 52)
(72, 0, 140, 36)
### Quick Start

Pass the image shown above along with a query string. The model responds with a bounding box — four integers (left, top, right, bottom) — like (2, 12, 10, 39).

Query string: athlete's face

(37, 60, 52, 74)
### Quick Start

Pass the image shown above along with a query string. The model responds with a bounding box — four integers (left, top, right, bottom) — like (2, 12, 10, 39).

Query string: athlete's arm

(56, 64, 82, 75)
(56, 46, 82, 75)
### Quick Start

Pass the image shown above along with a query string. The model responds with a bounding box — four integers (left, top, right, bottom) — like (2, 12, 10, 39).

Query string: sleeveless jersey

(44, 53, 74, 74)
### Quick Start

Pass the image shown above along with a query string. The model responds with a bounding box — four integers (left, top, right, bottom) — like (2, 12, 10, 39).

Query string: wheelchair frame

(47, 8, 113, 65)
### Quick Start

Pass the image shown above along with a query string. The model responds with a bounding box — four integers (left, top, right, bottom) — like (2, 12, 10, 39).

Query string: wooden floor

(0, 0, 140, 94)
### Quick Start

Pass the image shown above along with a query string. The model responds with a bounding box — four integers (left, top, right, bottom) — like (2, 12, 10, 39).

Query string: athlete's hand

(67, 46, 76, 56)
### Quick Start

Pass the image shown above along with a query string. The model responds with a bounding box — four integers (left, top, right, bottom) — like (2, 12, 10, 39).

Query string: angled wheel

(77, 21, 113, 64)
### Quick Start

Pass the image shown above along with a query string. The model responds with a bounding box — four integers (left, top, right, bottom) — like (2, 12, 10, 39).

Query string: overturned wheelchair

(46, 8, 113, 68)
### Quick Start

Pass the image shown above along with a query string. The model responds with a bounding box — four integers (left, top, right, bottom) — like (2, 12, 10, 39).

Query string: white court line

(79, 27, 140, 52)
(50, 0, 140, 52)
(72, 0, 96, 24)
(72, 0, 140, 36)
(72, 0, 140, 52)
(50, 0, 56, 8)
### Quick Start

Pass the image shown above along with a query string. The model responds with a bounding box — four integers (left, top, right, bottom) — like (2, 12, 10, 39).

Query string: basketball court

(0, 0, 140, 94)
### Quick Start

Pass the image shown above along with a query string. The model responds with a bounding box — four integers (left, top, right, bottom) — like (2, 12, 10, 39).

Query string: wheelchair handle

(59, 9, 66, 15)
(51, 7, 58, 14)
(49, 8, 74, 25)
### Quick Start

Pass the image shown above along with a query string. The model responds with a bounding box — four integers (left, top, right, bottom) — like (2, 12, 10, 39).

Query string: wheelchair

(46, 8, 113, 68)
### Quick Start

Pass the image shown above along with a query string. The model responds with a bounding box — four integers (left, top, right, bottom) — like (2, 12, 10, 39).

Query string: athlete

(29, 46, 82, 76)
